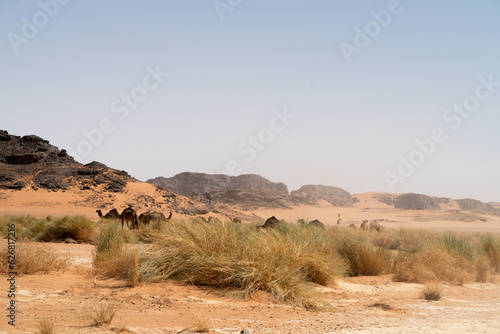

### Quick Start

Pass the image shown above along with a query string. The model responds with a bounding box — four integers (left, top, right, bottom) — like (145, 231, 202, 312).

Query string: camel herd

(96, 207, 172, 229)
(97, 208, 382, 232)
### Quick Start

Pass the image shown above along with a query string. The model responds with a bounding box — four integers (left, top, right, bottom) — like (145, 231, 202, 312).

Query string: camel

(120, 206, 138, 229)
(207, 216, 223, 224)
(360, 220, 369, 231)
(96, 209, 120, 219)
(260, 216, 281, 229)
(349, 223, 356, 230)
(337, 214, 342, 225)
(369, 220, 381, 232)
(138, 210, 171, 226)
(308, 219, 325, 229)
(231, 217, 242, 223)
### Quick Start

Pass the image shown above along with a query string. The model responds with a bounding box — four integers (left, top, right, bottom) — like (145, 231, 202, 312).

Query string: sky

(1, 0, 499, 202)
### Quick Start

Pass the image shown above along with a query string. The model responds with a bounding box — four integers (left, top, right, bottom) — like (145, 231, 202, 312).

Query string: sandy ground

(252, 204, 500, 234)
(0, 242, 499, 334)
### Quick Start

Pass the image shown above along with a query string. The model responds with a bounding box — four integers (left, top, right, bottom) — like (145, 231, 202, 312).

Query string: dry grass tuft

(335, 231, 391, 276)
(37, 313, 57, 334)
(421, 282, 444, 301)
(180, 313, 210, 333)
(86, 300, 117, 326)
(0, 242, 69, 275)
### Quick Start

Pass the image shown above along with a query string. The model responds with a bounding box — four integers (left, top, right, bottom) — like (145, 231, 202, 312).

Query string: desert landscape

(1, 130, 500, 334)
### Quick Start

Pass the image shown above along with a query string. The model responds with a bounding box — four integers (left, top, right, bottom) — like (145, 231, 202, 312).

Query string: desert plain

(1, 185, 500, 334)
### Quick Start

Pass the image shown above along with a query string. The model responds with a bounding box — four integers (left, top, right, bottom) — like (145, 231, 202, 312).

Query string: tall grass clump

(480, 234, 500, 273)
(139, 221, 344, 310)
(37, 215, 95, 243)
(394, 241, 475, 285)
(93, 222, 139, 286)
(0, 242, 69, 275)
(333, 229, 391, 276)
(0, 215, 48, 240)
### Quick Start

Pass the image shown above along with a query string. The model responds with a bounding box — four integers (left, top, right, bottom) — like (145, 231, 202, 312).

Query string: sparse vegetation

(1, 213, 500, 311)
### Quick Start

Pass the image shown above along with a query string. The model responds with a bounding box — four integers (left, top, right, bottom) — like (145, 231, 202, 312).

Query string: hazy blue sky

(1, 1, 499, 202)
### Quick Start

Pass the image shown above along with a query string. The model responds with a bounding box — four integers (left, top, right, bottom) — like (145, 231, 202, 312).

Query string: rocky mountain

(291, 185, 354, 207)
(148, 172, 289, 197)
(0, 130, 132, 192)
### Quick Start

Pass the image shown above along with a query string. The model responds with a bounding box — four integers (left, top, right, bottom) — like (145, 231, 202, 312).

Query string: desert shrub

(0, 242, 69, 275)
(139, 221, 344, 310)
(420, 282, 443, 301)
(37, 215, 95, 243)
(394, 243, 475, 284)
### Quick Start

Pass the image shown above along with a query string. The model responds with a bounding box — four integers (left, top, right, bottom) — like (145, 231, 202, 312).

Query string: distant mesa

(148, 172, 289, 197)
(291, 184, 354, 207)
(394, 193, 441, 210)
(148, 172, 292, 209)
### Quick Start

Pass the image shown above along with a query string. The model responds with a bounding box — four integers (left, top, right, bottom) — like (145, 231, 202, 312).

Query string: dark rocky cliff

(0, 130, 132, 192)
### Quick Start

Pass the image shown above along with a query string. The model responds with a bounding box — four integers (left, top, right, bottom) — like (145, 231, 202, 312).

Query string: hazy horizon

(1, 1, 499, 202)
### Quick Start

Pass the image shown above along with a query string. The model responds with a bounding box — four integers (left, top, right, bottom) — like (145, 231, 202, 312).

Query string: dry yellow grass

(0, 242, 69, 275)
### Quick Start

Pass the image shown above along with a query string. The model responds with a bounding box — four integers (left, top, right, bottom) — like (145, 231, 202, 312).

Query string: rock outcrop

(456, 198, 494, 211)
(291, 185, 353, 207)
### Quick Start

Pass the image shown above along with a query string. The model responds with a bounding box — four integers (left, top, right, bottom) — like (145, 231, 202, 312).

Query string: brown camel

(138, 210, 171, 226)
(360, 220, 369, 231)
(349, 223, 356, 230)
(96, 209, 120, 219)
(369, 220, 381, 232)
(308, 219, 325, 229)
(120, 206, 138, 229)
